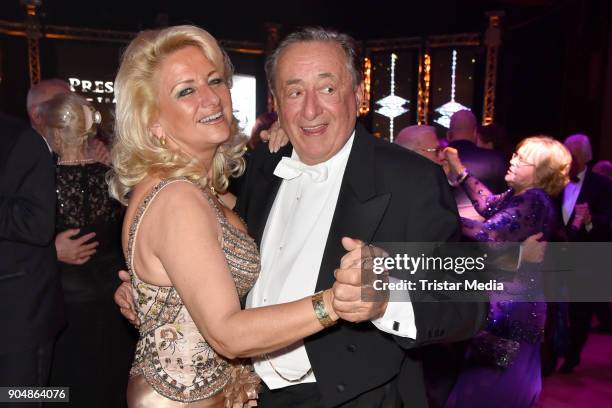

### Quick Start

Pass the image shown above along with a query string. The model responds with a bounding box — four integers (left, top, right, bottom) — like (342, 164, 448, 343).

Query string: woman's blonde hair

(108, 25, 246, 205)
(40, 92, 94, 149)
(516, 136, 572, 197)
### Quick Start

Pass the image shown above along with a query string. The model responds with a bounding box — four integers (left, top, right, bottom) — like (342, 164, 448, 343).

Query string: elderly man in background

(0, 111, 64, 397)
(558, 133, 612, 373)
(27, 79, 103, 266)
(395, 125, 446, 167)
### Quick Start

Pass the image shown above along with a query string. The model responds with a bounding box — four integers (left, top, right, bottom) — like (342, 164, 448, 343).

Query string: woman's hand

(322, 288, 339, 322)
(260, 121, 289, 153)
(443, 147, 466, 179)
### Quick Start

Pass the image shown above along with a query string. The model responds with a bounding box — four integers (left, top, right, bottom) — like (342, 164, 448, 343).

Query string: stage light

(359, 57, 371, 116)
(375, 53, 410, 142)
(434, 49, 470, 128)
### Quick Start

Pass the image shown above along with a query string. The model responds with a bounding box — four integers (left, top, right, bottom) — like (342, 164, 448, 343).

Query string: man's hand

(521, 232, 547, 264)
(260, 121, 289, 153)
(114, 269, 140, 326)
(332, 237, 389, 323)
(572, 203, 591, 230)
(55, 229, 98, 265)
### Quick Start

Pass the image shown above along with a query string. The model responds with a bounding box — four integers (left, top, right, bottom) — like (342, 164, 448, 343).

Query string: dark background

(1, 0, 611, 159)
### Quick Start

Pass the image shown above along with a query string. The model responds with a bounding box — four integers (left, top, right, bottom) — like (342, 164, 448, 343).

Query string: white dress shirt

(246, 132, 416, 389)
(562, 168, 586, 225)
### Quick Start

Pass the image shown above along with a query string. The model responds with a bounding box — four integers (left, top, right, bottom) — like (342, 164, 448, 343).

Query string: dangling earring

(159, 135, 166, 146)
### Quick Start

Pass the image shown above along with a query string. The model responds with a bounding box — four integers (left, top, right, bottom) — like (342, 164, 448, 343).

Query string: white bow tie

(273, 156, 329, 183)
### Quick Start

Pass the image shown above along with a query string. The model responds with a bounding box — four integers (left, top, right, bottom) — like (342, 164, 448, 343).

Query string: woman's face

(152, 46, 233, 160)
(505, 145, 537, 192)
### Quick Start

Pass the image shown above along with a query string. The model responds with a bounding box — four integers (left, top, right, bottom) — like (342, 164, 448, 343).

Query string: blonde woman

(108, 26, 340, 407)
(40, 93, 136, 407)
(443, 136, 572, 408)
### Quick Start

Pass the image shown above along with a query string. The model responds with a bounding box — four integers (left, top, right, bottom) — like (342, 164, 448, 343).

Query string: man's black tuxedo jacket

(236, 125, 487, 407)
(0, 113, 64, 353)
(558, 168, 612, 242)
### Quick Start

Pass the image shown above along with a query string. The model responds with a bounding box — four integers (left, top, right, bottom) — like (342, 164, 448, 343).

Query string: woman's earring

(159, 135, 166, 146)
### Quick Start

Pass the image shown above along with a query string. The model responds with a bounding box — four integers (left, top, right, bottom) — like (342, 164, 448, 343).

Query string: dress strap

(126, 177, 193, 276)
(202, 188, 229, 229)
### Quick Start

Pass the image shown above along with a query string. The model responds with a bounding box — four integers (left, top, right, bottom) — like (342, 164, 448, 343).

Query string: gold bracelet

(311, 291, 336, 328)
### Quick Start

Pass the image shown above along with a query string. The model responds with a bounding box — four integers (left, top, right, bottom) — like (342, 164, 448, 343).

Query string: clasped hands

(330, 237, 389, 323)
(571, 203, 592, 230)
(114, 236, 390, 326)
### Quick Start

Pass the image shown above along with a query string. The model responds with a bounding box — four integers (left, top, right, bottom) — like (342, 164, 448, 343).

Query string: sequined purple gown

(445, 175, 557, 408)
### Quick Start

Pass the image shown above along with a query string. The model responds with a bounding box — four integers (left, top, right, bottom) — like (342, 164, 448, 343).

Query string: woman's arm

(444, 147, 510, 218)
(461, 175, 512, 218)
(461, 190, 542, 243)
(148, 182, 337, 359)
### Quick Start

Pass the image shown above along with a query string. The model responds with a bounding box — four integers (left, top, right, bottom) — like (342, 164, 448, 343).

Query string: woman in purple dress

(443, 136, 572, 408)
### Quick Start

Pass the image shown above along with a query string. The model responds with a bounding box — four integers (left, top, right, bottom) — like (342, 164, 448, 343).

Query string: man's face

(273, 41, 362, 165)
(416, 133, 444, 165)
(564, 140, 587, 177)
(30, 83, 71, 143)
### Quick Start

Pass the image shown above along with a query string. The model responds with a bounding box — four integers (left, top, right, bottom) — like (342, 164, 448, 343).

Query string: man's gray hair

(395, 125, 438, 150)
(26, 79, 71, 114)
(265, 27, 362, 94)
(564, 133, 593, 162)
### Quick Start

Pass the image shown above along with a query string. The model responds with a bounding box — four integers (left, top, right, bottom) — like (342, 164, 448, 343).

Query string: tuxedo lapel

(248, 144, 292, 246)
(576, 169, 593, 205)
(315, 126, 391, 291)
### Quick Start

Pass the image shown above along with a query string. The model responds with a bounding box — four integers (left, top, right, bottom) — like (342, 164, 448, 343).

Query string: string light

(434, 49, 470, 128)
(375, 53, 409, 142)
(359, 57, 371, 116)
(417, 53, 431, 125)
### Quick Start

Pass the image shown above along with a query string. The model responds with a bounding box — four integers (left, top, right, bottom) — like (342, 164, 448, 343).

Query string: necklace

(263, 354, 313, 383)
(58, 158, 95, 165)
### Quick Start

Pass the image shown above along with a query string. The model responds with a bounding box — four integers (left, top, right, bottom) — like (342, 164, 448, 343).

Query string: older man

(558, 134, 612, 373)
(235, 28, 485, 408)
(26, 79, 101, 266)
(395, 125, 445, 166)
(0, 112, 64, 392)
(27, 79, 72, 149)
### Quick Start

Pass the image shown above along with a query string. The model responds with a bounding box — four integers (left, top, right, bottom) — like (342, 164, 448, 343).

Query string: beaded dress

(126, 178, 260, 407)
(49, 162, 136, 408)
(445, 175, 557, 408)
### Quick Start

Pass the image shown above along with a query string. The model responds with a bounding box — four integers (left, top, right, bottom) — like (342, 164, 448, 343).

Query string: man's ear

(52, 128, 62, 151)
(272, 93, 279, 113)
(271, 94, 281, 125)
(32, 108, 44, 128)
(355, 82, 364, 116)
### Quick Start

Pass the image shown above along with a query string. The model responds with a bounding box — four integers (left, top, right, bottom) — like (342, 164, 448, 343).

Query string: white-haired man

(558, 133, 612, 373)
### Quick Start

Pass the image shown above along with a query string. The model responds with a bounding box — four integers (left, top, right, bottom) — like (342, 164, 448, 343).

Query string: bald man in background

(447, 110, 506, 221)
(395, 125, 446, 167)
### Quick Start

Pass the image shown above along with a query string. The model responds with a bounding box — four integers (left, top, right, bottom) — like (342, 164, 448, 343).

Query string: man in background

(447, 110, 507, 221)
(27, 79, 101, 266)
(558, 134, 612, 373)
(0, 111, 64, 397)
